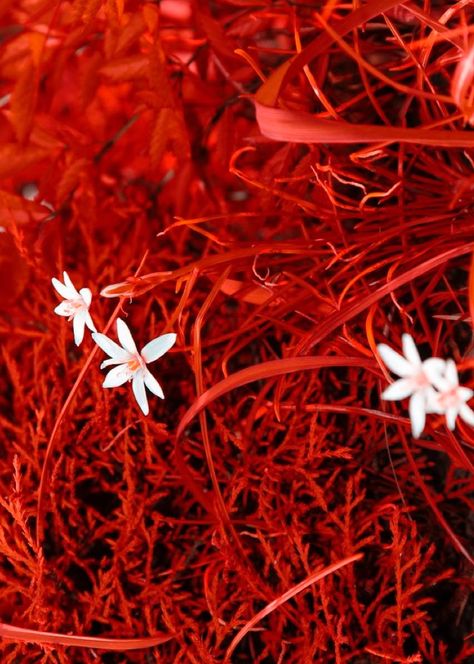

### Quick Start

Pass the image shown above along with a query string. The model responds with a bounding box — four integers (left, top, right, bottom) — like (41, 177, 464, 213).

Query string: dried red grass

(0, 1, 473, 662)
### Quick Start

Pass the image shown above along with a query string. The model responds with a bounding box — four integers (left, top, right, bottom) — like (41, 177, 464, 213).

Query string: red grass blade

(298, 243, 474, 354)
(176, 356, 378, 439)
(255, 103, 474, 147)
(224, 553, 363, 660)
(256, 0, 403, 106)
(0, 623, 173, 651)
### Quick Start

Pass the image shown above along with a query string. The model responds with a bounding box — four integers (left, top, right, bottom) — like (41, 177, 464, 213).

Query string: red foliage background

(0, 0, 473, 662)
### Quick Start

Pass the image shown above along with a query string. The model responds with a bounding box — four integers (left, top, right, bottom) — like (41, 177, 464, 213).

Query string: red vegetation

(0, 1, 473, 662)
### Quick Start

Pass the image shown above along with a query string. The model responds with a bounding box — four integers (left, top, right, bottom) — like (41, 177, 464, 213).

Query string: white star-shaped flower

(92, 318, 176, 416)
(377, 334, 446, 438)
(52, 271, 96, 346)
(426, 359, 474, 431)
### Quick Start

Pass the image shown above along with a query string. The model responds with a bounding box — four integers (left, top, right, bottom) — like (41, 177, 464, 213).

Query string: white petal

(63, 271, 80, 298)
(424, 386, 442, 414)
(141, 333, 176, 363)
(99, 358, 116, 369)
(100, 358, 123, 369)
(445, 359, 459, 387)
(143, 369, 164, 399)
(84, 311, 96, 332)
(427, 372, 450, 393)
(402, 334, 421, 366)
(79, 287, 92, 307)
(457, 387, 473, 403)
(459, 403, 474, 427)
(92, 332, 131, 361)
(52, 277, 73, 299)
(116, 318, 138, 354)
(73, 310, 86, 346)
(423, 358, 447, 385)
(132, 373, 149, 415)
(54, 302, 70, 316)
(103, 364, 132, 387)
(381, 378, 414, 401)
(445, 406, 458, 431)
(377, 344, 413, 377)
(409, 391, 426, 438)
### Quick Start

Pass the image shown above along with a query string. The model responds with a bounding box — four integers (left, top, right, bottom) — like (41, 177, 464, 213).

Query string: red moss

(0, 1, 473, 662)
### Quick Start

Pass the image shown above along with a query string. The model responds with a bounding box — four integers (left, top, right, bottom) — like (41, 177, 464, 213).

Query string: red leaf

(149, 108, 189, 167)
(452, 45, 474, 125)
(194, 4, 240, 61)
(148, 43, 175, 107)
(56, 158, 91, 206)
(100, 55, 148, 81)
(176, 356, 378, 439)
(255, 102, 474, 147)
(225, 554, 363, 660)
(0, 231, 29, 309)
(0, 143, 49, 179)
(0, 622, 174, 651)
(10, 62, 38, 144)
(256, 0, 402, 106)
(220, 278, 273, 305)
(0, 191, 48, 226)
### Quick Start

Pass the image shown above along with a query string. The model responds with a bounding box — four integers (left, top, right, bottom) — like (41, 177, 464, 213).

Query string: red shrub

(0, 1, 473, 662)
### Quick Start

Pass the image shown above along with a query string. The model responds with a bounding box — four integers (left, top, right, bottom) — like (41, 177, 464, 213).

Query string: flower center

(65, 298, 86, 318)
(413, 371, 429, 388)
(437, 388, 458, 409)
(127, 354, 145, 373)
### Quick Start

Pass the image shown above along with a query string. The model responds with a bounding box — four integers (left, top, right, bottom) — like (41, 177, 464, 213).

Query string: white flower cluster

(52, 272, 176, 416)
(377, 334, 474, 438)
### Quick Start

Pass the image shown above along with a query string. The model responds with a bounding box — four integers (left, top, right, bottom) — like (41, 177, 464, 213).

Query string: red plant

(0, 1, 473, 662)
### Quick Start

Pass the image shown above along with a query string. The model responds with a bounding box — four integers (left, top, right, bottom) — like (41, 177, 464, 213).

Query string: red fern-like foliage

(0, 1, 473, 662)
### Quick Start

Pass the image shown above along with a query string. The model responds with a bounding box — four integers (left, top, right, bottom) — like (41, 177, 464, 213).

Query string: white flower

(426, 359, 474, 431)
(92, 318, 176, 416)
(377, 334, 446, 438)
(52, 271, 96, 346)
